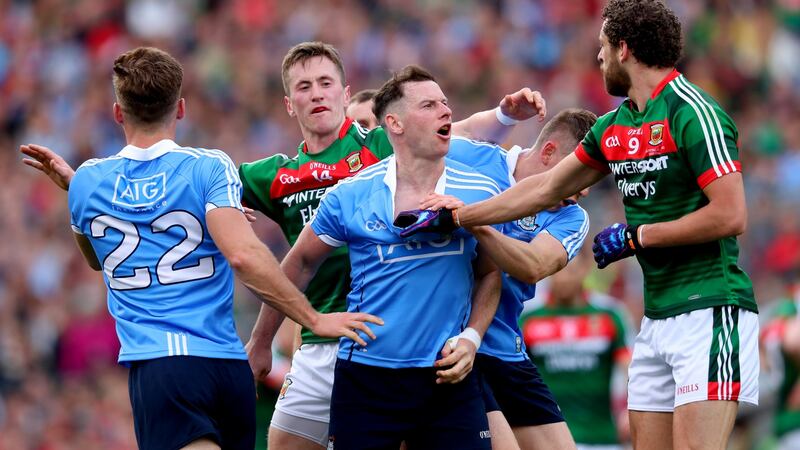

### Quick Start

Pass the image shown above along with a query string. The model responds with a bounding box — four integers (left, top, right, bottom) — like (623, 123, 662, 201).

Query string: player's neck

(301, 119, 347, 155)
(627, 66, 675, 112)
(123, 125, 176, 149)
(394, 153, 445, 194)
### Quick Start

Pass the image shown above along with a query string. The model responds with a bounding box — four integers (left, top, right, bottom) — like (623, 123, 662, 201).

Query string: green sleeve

(365, 127, 395, 160)
(238, 156, 282, 220)
(574, 112, 614, 173)
(673, 95, 741, 189)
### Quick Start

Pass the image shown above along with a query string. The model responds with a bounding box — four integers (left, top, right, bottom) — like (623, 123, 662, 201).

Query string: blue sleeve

(446, 137, 510, 186)
(201, 150, 243, 210)
(541, 205, 589, 261)
(68, 168, 91, 235)
(310, 185, 348, 247)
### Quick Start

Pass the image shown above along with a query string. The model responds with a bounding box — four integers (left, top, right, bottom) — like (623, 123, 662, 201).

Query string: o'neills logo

(677, 383, 699, 395)
(649, 123, 664, 146)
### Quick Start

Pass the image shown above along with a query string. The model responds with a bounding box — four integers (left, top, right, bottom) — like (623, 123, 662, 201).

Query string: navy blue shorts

(476, 353, 564, 427)
(329, 359, 491, 450)
(128, 356, 255, 450)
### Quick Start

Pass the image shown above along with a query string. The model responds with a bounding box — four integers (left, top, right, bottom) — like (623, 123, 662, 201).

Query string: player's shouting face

(284, 56, 351, 138)
(391, 80, 452, 159)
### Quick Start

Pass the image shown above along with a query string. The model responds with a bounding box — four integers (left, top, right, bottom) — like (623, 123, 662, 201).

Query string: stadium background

(0, 0, 798, 448)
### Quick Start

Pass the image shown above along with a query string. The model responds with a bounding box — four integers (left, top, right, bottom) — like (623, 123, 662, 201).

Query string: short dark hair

(535, 108, 598, 153)
(602, 0, 683, 68)
(112, 47, 183, 125)
(281, 41, 346, 95)
(349, 89, 377, 106)
(372, 65, 436, 124)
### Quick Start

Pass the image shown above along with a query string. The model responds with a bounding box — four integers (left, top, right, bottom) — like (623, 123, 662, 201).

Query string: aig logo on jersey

(112, 173, 167, 208)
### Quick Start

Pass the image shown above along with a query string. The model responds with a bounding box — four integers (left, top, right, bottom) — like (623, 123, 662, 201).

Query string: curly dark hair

(602, 0, 683, 68)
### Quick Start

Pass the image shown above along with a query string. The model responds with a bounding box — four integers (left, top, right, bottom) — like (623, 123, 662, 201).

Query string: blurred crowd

(0, 0, 798, 448)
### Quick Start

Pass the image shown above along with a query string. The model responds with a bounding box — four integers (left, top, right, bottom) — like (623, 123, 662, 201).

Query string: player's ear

(284, 96, 295, 118)
(344, 85, 351, 105)
(113, 102, 124, 125)
(385, 113, 403, 135)
(176, 98, 185, 120)
(618, 39, 630, 63)
(540, 141, 557, 166)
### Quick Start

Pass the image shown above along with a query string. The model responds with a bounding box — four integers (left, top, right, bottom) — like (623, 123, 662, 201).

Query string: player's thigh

(181, 438, 221, 450)
(128, 356, 255, 450)
(628, 411, 672, 450)
(269, 422, 326, 450)
(274, 343, 339, 424)
(513, 422, 576, 450)
(475, 354, 565, 428)
(672, 400, 737, 450)
(487, 410, 519, 450)
(627, 318, 676, 413)
(329, 359, 416, 450)
(411, 371, 491, 450)
(666, 306, 759, 409)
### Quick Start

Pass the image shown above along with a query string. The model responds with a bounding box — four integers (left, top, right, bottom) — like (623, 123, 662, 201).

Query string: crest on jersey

(278, 377, 293, 399)
(346, 153, 363, 172)
(516, 215, 539, 232)
(649, 123, 664, 146)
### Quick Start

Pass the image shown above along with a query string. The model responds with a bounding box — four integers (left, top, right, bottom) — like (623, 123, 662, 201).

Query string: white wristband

(495, 107, 520, 126)
(447, 327, 482, 350)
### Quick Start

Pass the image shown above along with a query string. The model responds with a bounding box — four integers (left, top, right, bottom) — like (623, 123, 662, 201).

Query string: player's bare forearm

(636, 173, 747, 248)
(451, 87, 546, 143)
(471, 227, 567, 285)
(207, 207, 319, 329)
(458, 154, 603, 227)
(466, 248, 502, 336)
(248, 303, 286, 347)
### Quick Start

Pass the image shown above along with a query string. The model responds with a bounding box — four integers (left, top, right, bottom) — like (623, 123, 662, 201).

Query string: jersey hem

(477, 350, 529, 362)
(674, 394, 758, 408)
(643, 298, 758, 319)
(118, 349, 248, 362)
(338, 352, 436, 368)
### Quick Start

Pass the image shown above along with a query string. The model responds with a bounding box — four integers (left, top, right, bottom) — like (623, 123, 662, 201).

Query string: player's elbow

(722, 206, 747, 237)
(225, 247, 258, 275)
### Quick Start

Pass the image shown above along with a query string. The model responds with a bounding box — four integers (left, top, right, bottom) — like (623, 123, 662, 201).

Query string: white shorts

(628, 305, 759, 412)
(270, 342, 338, 445)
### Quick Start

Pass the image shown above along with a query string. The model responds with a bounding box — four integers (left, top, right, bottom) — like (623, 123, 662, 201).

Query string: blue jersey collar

(118, 139, 179, 161)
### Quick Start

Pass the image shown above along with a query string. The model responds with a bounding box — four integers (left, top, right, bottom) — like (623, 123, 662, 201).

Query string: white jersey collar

(118, 139, 179, 161)
(505, 145, 527, 186)
(382, 155, 448, 196)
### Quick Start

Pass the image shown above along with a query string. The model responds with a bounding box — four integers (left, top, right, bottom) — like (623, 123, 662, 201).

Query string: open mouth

(436, 123, 451, 138)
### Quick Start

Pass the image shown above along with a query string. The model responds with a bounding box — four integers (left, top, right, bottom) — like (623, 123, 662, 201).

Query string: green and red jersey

(239, 119, 393, 344)
(575, 70, 756, 318)
(761, 299, 800, 437)
(520, 295, 631, 445)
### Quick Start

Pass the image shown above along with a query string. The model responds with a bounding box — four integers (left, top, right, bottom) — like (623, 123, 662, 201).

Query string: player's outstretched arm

(208, 208, 382, 347)
(20, 144, 75, 191)
(470, 227, 569, 285)
(451, 87, 546, 143)
(450, 154, 603, 228)
(435, 248, 501, 384)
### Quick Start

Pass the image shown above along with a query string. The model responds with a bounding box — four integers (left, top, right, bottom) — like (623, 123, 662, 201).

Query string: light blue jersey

(310, 155, 501, 368)
(448, 136, 590, 361)
(68, 139, 247, 364)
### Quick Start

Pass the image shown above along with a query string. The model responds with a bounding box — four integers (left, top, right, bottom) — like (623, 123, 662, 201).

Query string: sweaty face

(346, 100, 379, 130)
(394, 80, 452, 160)
(285, 56, 348, 137)
(598, 29, 632, 98)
